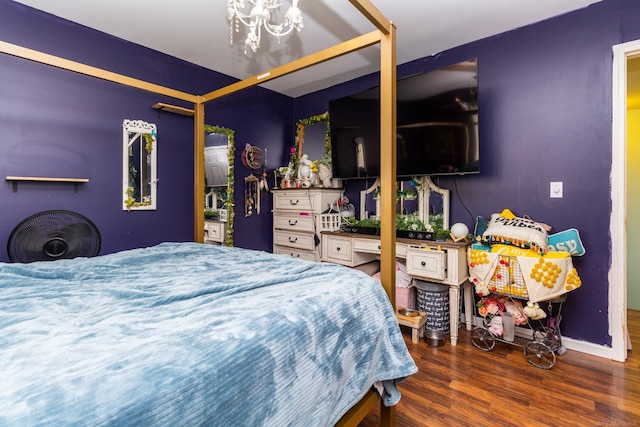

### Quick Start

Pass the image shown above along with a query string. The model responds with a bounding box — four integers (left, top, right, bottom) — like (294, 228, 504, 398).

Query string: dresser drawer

(406, 248, 446, 281)
(352, 239, 408, 257)
(273, 229, 316, 251)
(353, 238, 381, 253)
(323, 235, 353, 263)
(273, 191, 315, 212)
(274, 245, 318, 262)
(272, 189, 341, 213)
(273, 212, 315, 233)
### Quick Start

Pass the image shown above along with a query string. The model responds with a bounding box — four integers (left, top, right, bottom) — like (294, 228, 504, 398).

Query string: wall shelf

(6, 176, 89, 193)
(152, 102, 194, 116)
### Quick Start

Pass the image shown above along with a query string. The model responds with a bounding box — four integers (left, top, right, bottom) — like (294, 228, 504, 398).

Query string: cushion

(547, 228, 586, 256)
(482, 209, 548, 254)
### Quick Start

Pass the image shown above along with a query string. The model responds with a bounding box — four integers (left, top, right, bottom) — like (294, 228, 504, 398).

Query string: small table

(395, 310, 428, 343)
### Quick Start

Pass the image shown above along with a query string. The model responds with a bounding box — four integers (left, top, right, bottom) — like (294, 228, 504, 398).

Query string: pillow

(547, 228, 586, 256)
(482, 209, 548, 254)
(473, 216, 489, 240)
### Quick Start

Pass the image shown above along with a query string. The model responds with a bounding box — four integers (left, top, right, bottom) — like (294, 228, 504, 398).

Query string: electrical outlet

(550, 181, 563, 198)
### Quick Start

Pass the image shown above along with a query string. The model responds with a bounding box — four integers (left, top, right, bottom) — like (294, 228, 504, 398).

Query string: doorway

(628, 58, 640, 312)
(611, 40, 640, 361)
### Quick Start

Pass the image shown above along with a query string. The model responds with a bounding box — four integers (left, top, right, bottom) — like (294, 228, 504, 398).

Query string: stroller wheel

(471, 327, 495, 351)
(524, 340, 556, 369)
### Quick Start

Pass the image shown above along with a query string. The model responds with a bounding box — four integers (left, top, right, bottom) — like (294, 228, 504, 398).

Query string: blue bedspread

(0, 243, 417, 426)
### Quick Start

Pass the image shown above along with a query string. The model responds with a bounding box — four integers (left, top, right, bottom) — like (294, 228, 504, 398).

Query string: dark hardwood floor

(360, 310, 640, 427)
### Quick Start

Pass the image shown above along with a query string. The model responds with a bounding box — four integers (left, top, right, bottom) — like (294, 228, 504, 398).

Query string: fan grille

(8, 210, 101, 263)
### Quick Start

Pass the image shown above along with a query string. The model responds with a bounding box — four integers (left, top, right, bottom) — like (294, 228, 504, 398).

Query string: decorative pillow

(547, 228, 586, 256)
(473, 216, 489, 241)
(482, 209, 548, 254)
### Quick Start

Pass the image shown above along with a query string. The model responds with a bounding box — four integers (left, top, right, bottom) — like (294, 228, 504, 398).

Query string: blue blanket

(0, 243, 416, 426)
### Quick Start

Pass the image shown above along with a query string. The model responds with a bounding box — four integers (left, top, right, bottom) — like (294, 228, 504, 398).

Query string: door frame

(610, 39, 640, 361)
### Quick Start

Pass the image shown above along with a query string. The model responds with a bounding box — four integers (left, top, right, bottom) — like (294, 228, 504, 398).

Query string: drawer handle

(288, 237, 298, 243)
(291, 253, 300, 258)
(336, 247, 341, 251)
(421, 261, 426, 266)
(289, 199, 299, 205)
(378, 245, 381, 250)
(288, 219, 298, 226)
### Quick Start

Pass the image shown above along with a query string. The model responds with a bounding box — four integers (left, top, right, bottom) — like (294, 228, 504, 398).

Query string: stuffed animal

(523, 301, 547, 320)
(297, 154, 312, 179)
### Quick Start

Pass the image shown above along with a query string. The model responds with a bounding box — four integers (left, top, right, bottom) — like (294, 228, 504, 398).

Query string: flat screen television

(329, 58, 479, 179)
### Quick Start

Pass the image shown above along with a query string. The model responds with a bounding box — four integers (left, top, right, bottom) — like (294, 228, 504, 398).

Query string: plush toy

(523, 301, 547, 320)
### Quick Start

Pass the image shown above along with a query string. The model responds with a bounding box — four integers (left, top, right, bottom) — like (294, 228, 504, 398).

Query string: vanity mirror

(359, 176, 450, 233)
(123, 119, 157, 211)
(294, 112, 330, 174)
(204, 125, 235, 246)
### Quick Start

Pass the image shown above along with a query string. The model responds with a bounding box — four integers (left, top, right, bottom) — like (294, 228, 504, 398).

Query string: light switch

(550, 182, 563, 198)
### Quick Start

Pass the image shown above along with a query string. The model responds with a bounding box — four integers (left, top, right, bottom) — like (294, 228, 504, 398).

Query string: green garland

(204, 125, 235, 247)
(142, 133, 155, 153)
(294, 112, 330, 173)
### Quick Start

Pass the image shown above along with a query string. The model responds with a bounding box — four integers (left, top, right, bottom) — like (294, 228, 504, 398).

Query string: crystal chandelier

(228, 0, 304, 54)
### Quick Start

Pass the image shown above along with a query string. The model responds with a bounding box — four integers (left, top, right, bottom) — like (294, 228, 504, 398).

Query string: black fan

(8, 210, 101, 263)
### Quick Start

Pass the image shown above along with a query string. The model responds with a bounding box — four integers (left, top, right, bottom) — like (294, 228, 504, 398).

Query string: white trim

(563, 337, 614, 360)
(610, 40, 640, 361)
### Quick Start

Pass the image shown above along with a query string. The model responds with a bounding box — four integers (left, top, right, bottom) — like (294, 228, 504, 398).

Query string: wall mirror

(360, 176, 450, 230)
(123, 119, 157, 211)
(204, 124, 235, 246)
(295, 112, 330, 172)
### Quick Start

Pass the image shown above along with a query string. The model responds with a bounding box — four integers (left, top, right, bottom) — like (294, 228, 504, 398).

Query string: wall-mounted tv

(329, 58, 479, 179)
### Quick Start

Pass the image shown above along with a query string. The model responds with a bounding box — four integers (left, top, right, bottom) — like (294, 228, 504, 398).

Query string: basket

(415, 281, 450, 334)
(318, 213, 341, 232)
(488, 255, 528, 298)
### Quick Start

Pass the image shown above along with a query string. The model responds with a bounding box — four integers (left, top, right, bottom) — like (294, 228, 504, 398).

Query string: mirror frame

(204, 124, 235, 246)
(122, 119, 157, 211)
(294, 112, 330, 173)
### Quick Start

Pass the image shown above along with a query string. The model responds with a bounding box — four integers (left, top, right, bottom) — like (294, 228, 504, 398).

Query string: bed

(0, 1, 404, 424)
(0, 242, 417, 426)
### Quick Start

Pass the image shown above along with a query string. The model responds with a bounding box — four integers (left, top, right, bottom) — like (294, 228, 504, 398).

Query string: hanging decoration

(241, 143, 263, 169)
(244, 174, 259, 217)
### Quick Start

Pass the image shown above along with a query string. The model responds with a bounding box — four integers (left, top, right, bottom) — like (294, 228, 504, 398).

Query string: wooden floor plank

(359, 310, 640, 426)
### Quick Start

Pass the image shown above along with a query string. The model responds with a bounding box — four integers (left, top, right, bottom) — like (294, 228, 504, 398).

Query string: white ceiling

(13, 0, 602, 98)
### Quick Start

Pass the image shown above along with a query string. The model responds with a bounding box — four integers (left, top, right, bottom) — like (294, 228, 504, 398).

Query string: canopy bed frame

(0, 1, 401, 425)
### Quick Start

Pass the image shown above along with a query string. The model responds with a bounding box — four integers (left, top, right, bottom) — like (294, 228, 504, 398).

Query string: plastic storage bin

(415, 280, 450, 334)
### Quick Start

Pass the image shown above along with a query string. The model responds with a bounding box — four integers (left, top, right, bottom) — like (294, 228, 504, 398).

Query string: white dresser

(272, 188, 342, 261)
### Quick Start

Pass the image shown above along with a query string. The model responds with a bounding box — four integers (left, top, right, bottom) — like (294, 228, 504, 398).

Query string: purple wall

(294, 0, 640, 346)
(0, 0, 292, 258)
